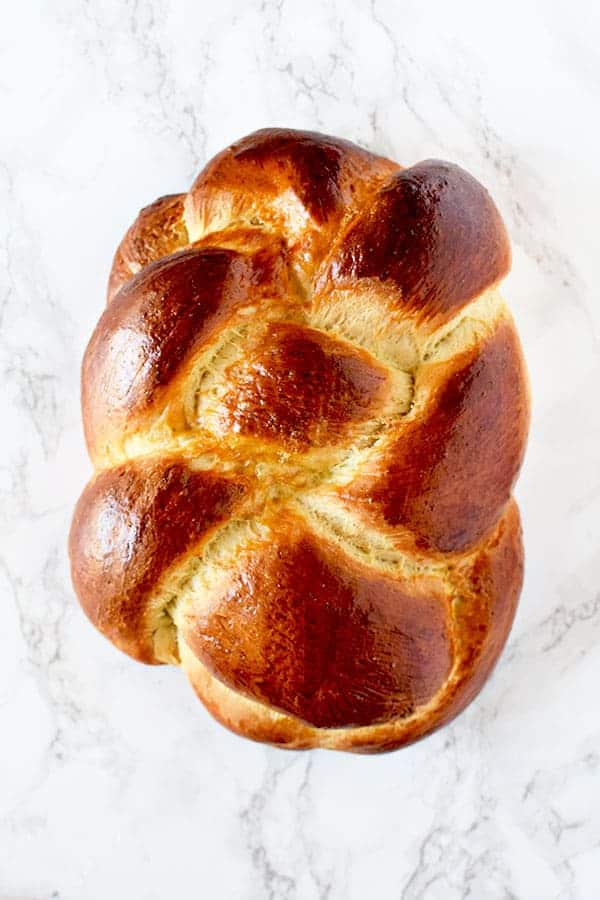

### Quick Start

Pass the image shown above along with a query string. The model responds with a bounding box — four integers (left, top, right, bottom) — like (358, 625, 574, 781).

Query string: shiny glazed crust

(69, 128, 529, 752)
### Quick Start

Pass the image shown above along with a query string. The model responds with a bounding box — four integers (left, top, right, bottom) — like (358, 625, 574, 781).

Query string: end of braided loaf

(70, 129, 529, 752)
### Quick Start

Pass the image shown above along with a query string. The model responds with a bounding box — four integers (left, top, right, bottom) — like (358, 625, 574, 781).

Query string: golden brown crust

(217, 323, 390, 450)
(69, 457, 248, 663)
(185, 128, 399, 271)
(83, 242, 288, 462)
(183, 513, 452, 729)
(70, 128, 529, 753)
(318, 160, 511, 325)
(339, 318, 530, 553)
(107, 193, 188, 304)
(180, 500, 522, 753)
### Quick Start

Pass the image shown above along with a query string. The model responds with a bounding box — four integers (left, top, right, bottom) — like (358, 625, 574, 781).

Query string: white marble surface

(2, 1, 600, 897)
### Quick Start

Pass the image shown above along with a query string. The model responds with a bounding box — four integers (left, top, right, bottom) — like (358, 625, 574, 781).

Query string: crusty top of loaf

(70, 128, 528, 752)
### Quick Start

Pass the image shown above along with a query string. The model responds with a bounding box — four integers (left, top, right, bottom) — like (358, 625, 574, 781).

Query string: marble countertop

(2, 1, 600, 897)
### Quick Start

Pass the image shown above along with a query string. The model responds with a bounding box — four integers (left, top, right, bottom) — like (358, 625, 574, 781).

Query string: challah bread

(69, 128, 529, 753)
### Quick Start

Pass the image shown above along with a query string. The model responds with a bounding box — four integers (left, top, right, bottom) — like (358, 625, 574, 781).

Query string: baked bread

(69, 128, 529, 753)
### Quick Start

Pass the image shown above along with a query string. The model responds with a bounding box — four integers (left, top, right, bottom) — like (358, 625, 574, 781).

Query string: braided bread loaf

(69, 129, 529, 753)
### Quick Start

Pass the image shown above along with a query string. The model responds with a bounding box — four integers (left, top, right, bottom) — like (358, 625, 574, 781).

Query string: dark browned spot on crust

(218, 323, 388, 449)
(188, 128, 398, 233)
(83, 244, 287, 456)
(186, 520, 453, 728)
(342, 320, 528, 553)
(107, 193, 188, 304)
(229, 129, 347, 222)
(69, 459, 247, 663)
(324, 160, 510, 323)
(326, 502, 523, 754)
